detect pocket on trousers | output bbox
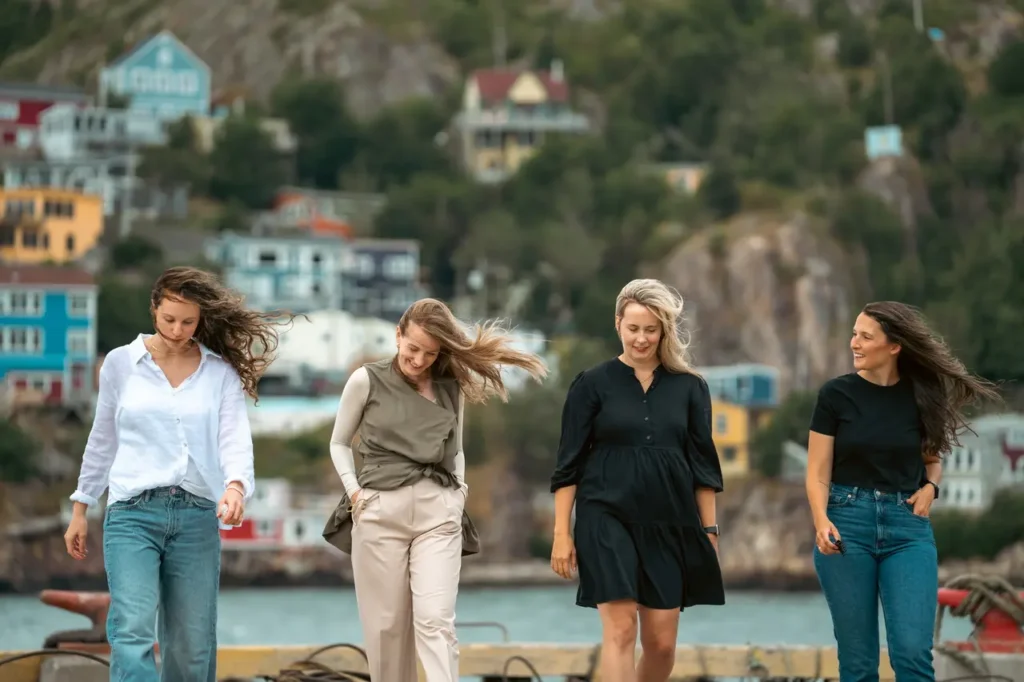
[186,493,218,511]
[826,491,854,509]
[899,501,931,522]
[105,494,146,514]
[352,490,380,526]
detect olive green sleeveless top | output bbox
[322,357,481,555]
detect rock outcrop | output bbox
[656,211,861,397]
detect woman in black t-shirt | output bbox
[806,301,997,682]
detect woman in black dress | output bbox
[549,278,725,682]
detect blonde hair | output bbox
[615,279,696,375]
[395,298,548,404]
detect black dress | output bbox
[550,358,726,610]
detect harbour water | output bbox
[0,585,974,652]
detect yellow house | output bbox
[710,398,752,478]
[454,60,589,183]
[0,188,103,264]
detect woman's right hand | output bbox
[550,532,577,579]
[350,489,361,505]
[814,518,841,555]
[64,513,89,560]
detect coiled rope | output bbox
[933,574,1024,682]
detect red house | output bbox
[0,81,91,152]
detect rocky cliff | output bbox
[655,211,861,396]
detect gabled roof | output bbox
[469,68,569,103]
[105,30,210,74]
[0,264,95,287]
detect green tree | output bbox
[0,418,39,482]
[96,275,153,354]
[750,391,818,477]
[270,77,361,188]
[208,115,289,209]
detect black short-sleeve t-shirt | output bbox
[809,373,926,493]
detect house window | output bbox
[715,414,728,435]
[4,291,43,315]
[67,328,91,356]
[258,250,277,266]
[66,234,75,253]
[722,446,738,462]
[68,292,91,317]
[966,449,975,471]
[383,254,416,280]
[1,327,43,353]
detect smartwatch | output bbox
[703,524,720,536]
[926,480,940,499]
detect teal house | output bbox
[99,30,211,122]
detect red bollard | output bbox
[937,587,1024,653]
[39,590,112,652]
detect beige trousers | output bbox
[351,478,465,682]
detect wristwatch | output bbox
[703,524,719,536]
[926,480,941,499]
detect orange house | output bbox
[0,188,104,264]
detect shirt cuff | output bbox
[70,491,99,507]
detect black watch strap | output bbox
[927,480,940,499]
[703,524,719,536]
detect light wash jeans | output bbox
[103,485,221,682]
[813,483,938,682]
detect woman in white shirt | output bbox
[63,266,284,682]
[322,298,547,682]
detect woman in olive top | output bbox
[322,298,547,682]
[806,301,998,682]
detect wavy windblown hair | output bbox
[151,266,291,401]
[861,301,1000,457]
[615,279,696,375]
[395,298,547,404]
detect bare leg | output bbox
[597,599,639,682]
[636,606,679,682]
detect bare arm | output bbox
[329,367,370,498]
[924,454,943,486]
[553,486,577,537]
[805,431,836,529]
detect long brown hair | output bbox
[861,301,1001,457]
[394,298,548,404]
[151,266,291,401]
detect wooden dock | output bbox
[0,643,894,681]
[4,642,1021,681]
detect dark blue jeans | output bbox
[103,486,221,682]
[813,483,938,682]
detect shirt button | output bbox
[644,417,649,421]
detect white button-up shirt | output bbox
[71,334,256,528]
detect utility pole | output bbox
[879,51,894,126]
[491,0,507,67]
[913,0,924,33]
[119,148,136,239]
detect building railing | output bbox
[455,109,589,132]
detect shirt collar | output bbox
[128,333,221,364]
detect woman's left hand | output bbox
[906,484,936,517]
[707,533,719,554]
[218,486,245,525]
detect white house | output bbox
[269,308,395,386]
[39,104,167,161]
[205,231,348,313]
[971,413,1024,488]
[936,430,1004,512]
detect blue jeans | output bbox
[103,486,221,682]
[814,483,938,682]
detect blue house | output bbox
[698,363,780,410]
[99,30,211,122]
[341,238,423,322]
[204,231,347,314]
[0,265,97,408]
